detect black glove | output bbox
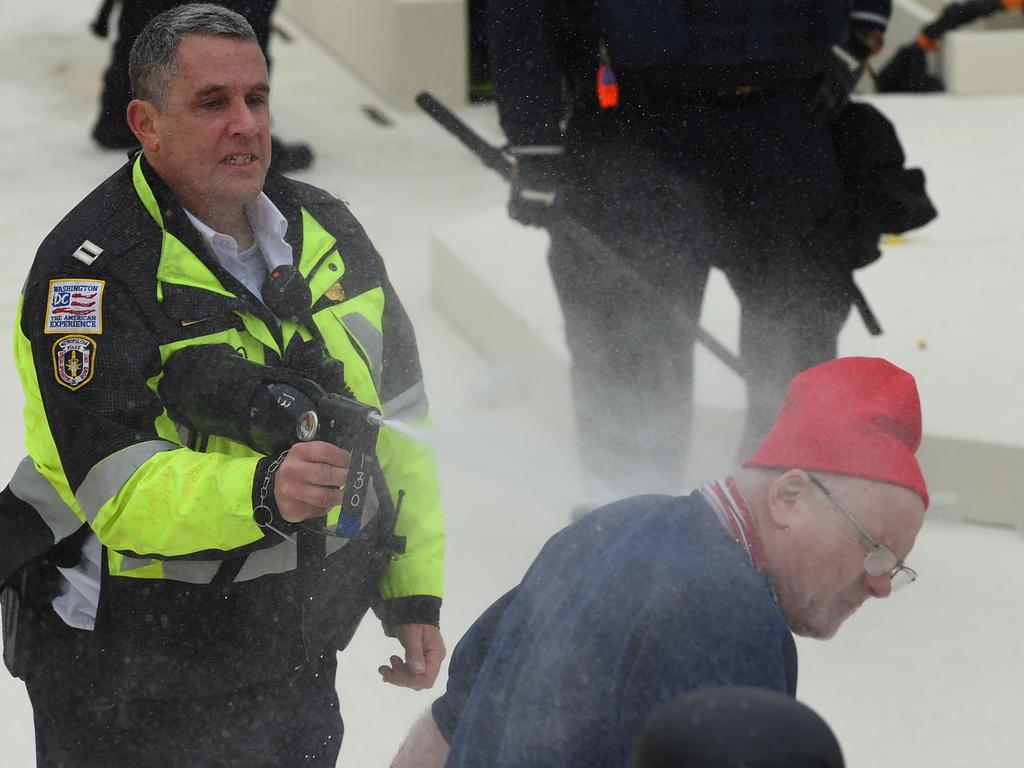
[508,149,564,227]
[283,337,354,399]
[806,46,864,127]
[847,22,886,61]
[806,25,884,127]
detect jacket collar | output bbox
[132,154,312,294]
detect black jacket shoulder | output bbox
[26,160,160,293]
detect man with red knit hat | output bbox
[392,357,929,768]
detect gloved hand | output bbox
[508,149,564,227]
[806,25,884,127]
[847,23,885,62]
[806,45,865,127]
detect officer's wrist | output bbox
[374,596,442,637]
[847,25,885,61]
[252,452,299,541]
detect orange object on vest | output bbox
[597,64,619,109]
[916,33,940,52]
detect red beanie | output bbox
[744,357,929,507]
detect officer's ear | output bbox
[127,99,161,153]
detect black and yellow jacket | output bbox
[11,154,444,696]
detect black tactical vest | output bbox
[598,0,848,76]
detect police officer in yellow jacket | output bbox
[5,5,444,766]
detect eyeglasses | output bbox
[807,474,917,591]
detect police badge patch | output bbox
[52,335,97,391]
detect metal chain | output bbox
[252,449,362,542]
[253,450,296,543]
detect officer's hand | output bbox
[379,623,446,690]
[509,149,564,228]
[806,46,863,127]
[807,24,884,127]
[273,441,350,522]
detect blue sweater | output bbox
[434,492,796,768]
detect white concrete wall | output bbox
[278,0,468,110]
[944,29,1024,94]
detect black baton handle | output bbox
[416,92,513,178]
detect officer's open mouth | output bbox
[222,154,256,165]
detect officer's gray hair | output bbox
[129,3,259,107]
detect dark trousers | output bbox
[553,90,854,496]
[93,1,277,144]
[550,135,711,498]
[24,605,342,768]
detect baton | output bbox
[415,91,754,382]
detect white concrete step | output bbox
[279,0,467,109]
[945,28,1024,94]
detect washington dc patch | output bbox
[44,279,105,334]
[52,335,97,391]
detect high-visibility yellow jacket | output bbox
[12,154,444,695]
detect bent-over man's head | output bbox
[736,357,928,640]
[632,686,844,768]
[125,4,271,230]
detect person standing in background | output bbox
[487,0,934,506]
[90,0,315,171]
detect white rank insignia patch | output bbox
[45,279,105,334]
[72,240,103,266]
[52,335,97,391]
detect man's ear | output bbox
[764,469,812,529]
[126,99,160,152]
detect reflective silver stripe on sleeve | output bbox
[75,440,180,523]
[326,485,380,557]
[118,558,220,584]
[118,541,297,584]
[342,312,383,388]
[9,456,83,541]
[161,560,222,583]
[235,539,297,581]
[382,380,429,422]
[77,443,303,585]
[118,555,155,572]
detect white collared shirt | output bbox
[183,192,294,300]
